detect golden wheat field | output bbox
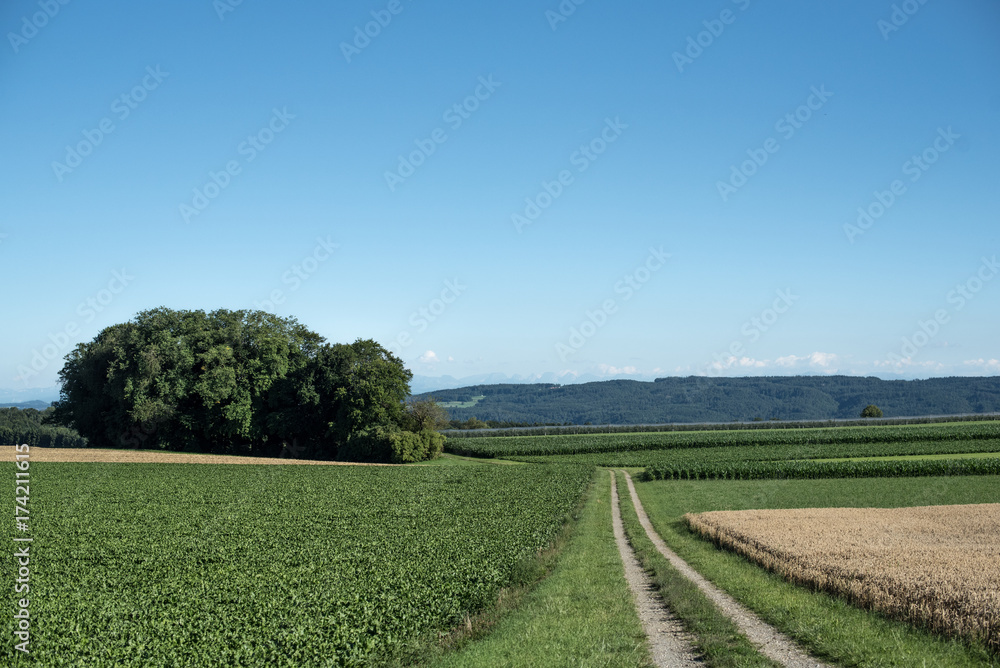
[685,503,1000,652]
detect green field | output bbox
[1,463,590,667]
[446,421,1000,458]
[6,418,1000,666]
[436,395,486,409]
[505,437,1000,470]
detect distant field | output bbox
[808,451,1000,463]
[502,437,1000,471]
[437,395,486,409]
[447,420,1000,458]
[686,504,1000,652]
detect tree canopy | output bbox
[861,404,884,418]
[49,308,441,462]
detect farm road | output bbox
[620,471,832,668]
[610,471,703,667]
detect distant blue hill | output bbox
[0,401,52,410]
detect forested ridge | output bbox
[416,376,1000,425]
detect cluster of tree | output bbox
[49,308,444,463]
[416,376,1000,425]
[0,407,88,448]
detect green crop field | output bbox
[5,417,1000,666]
[504,437,1000,470]
[446,420,1000,458]
[0,462,590,667]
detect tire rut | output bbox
[620,470,833,668]
[610,470,704,667]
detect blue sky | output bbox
[2,0,999,395]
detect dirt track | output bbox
[609,471,702,667]
[0,446,391,465]
[621,471,830,668]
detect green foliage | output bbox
[449,417,490,430]
[861,404,884,418]
[393,429,445,463]
[0,407,87,447]
[0,462,592,667]
[340,428,445,464]
[404,397,451,432]
[48,308,432,461]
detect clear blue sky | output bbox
[2,0,998,394]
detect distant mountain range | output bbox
[0,401,52,410]
[414,375,1000,424]
[0,386,60,404]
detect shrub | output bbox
[338,426,445,463]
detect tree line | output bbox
[0,407,88,448]
[49,308,444,462]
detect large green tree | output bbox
[50,308,433,461]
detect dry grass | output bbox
[685,504,1000,653]
[0,445,392,466]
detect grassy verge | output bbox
[427,469,652,668]
[631,475,999,667]
[613,470,778,667]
